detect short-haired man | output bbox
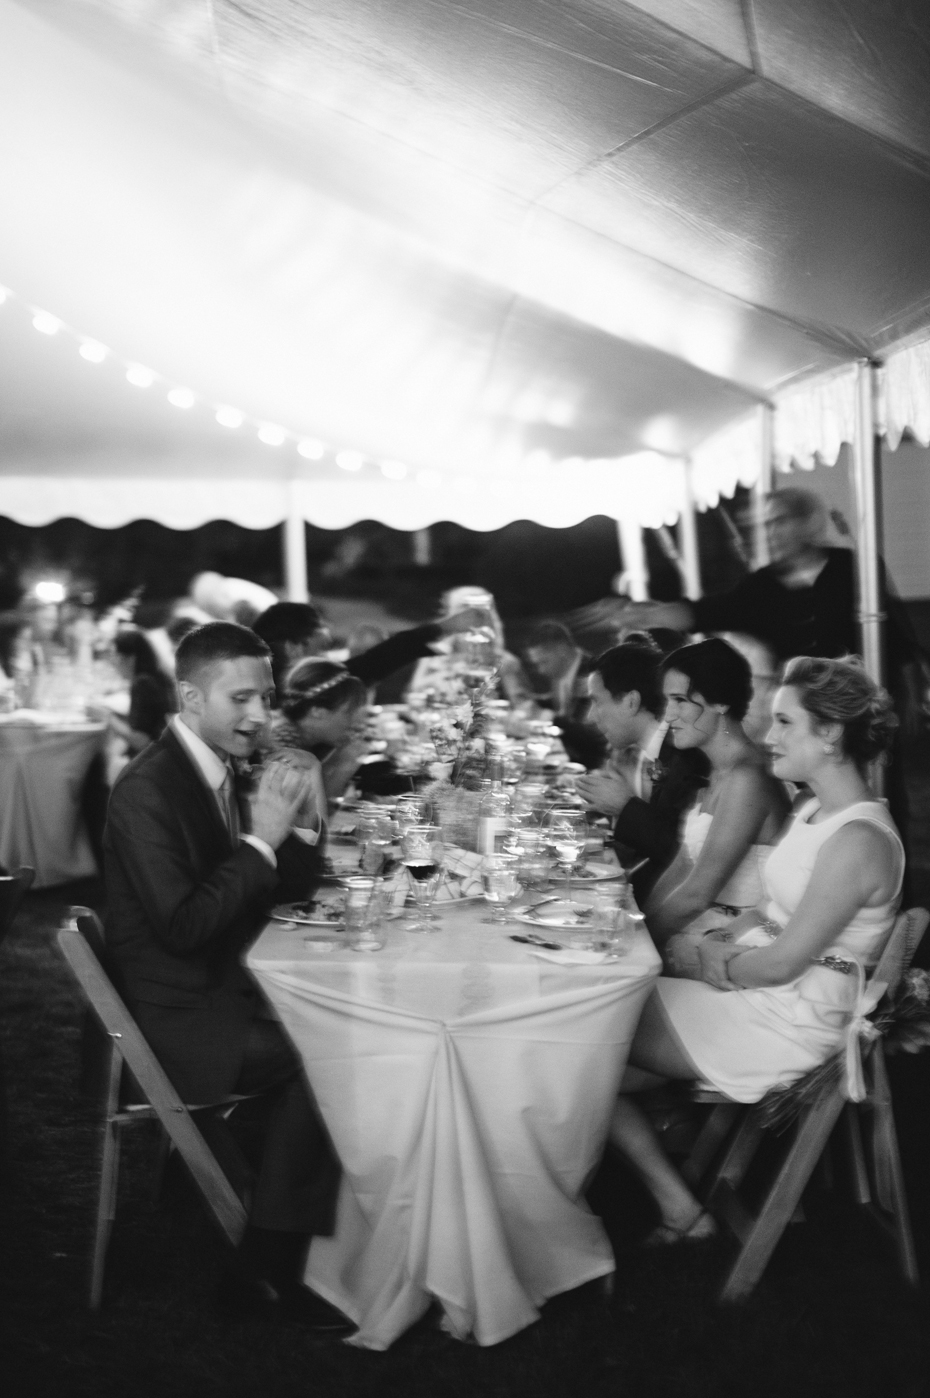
[575,643,707,902]
[104,622,347,1328]
[524,620,606,769]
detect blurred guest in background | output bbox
[406,587,531,705]
[109,627,176,752]
[254,599,495,705]
[269,660,370,808]
[524,620,605,769]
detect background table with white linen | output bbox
[0,713,106,886]
[247,902,661,1349]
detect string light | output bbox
[32,311,61,335]
[258,423,286,446]
[336,450,364,471]
[79,340,108,363]
[0,277,439,490]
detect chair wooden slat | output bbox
[57,914,247,1308]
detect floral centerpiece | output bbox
[421,671,501,852]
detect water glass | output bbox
[344,876,387,952]
[481,853,522,925]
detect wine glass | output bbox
[543,807,588,899]
[394,795,432,834]
[480,853,522,925]
[357,808,395,876]
[400,824,445,933]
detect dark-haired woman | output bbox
[645,638,789,959]
[609,656,904,1243]
[109,628,175,752]
[269,659,370,808]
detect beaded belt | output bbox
[811,954,855,975]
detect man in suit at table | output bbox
[575,642,708,905]
[103,622,348,1329]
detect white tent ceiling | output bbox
[1,0,929,530]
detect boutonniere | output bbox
[646,758,668,787]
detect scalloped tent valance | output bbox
[1,0,930,533]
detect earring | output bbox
[823,742,835,754]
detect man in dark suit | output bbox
[575,642,707,904]
[104,622,347,1328]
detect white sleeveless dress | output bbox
[679,805,773,934]
[654,799,904,1102]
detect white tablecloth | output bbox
[247,902,660,1349]
[0,715,105,887]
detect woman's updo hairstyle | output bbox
[280,659,366,722]
[781,655,897,765]
[660,637,752,721]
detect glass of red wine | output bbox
[400,824,445,933]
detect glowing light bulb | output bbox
[32,311,61,335]
[336,450,363,472]
[35,580,66,604]
[297,439,324,460]
[167,387,195,409]
[126,364,154,388]
[258,423,286,446]
[216,406,243,429]
[79,340,108,363]
[380,460,407,480]
[417,469,441,489]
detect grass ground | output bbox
[4,740,930,1397]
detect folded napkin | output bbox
[384,845,484,914]
[526,947,611,965]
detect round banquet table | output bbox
[246,901,661,1349]
[0,713,106,887]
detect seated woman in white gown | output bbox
[644,639,790,973]
[611,655,903,1243]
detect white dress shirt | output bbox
[170,715,279,867]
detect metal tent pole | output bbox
[752,403,775,569]
[282,481,309,602]
[850,361,885,688]
[679,461,702,599]
[617,518,649,600]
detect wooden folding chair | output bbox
[57,907,248,1308]
[680,906,928,1303]
[0,866,35,1168]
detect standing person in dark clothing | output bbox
[587,489,920,675]
[252,601,492,705]
[575,643,708,905]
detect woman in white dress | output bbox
[610,655,903,1243]
[644,639,790,972]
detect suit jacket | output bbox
[104,727,320,1101]
[610,734,708,905]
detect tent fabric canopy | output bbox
[1,0,930,531]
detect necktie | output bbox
[219,767,240,843]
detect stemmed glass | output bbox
[543,807,588,900]
[357,808,395,876]
[480,853,522,925]
[400,824,445,933]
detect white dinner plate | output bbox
[514,899,594,930]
